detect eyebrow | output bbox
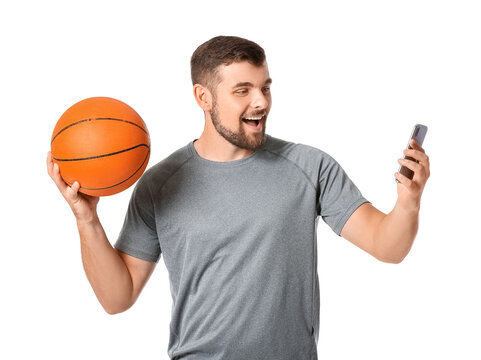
[233,78,272,88]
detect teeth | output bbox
[243,116,263,120]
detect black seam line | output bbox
[51,117,148,145]
[65,149,150,191]
[53,144,149,162]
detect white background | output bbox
[1,0,480,359]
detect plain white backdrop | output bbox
[1,0,480,359]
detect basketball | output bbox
[51,97,150,197]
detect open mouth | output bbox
[241,115,265,130]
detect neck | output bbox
[193,133,255,162]
[192,115,255,162]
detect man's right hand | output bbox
[46,151,100,223]
[47,151,156,314]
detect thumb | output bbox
[71,181,80,192]
[64,181,82,203]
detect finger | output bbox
[398,157,422,173]
[46,151,54,175]
[65,180,80,197]
[410,139,425,153]
[47,156,68,193]
[394,171,413,188]
[63,181,85,205]
[403,148,429,164]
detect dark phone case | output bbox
[398,124,428,180]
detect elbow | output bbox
[104,307,122,315]
[381,256,404,264]
[97,287,136,315]
[102,300,133,315]
[377,251,408,264]
[374,246,409,264]
[104,305,128,315]
[374,238,413,264]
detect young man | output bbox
[47,36,430,359]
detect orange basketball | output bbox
[51,97,150,196]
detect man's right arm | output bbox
[47,152,156,314]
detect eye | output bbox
[235,88,248,95]
[262,87,271,94]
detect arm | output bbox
[340,140,430,263]
[47,152,156,314]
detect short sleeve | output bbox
[114,176,161,263]
[317,153,370,236]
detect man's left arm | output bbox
[340,139,430,263]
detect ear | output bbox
[193,84,213,112]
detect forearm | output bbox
[374,200,419,263]
[77,216,133,314]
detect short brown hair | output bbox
[191,36,266,91]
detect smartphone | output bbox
[397,124,428,182]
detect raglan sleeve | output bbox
[317,152,370,236]
[114,175,161,263]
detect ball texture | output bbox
[51,97,150,196]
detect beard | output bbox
[210,97,267,152]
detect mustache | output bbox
[241,111,267,118]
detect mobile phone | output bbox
[396,124,428,182]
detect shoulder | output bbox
[263,134,337,170]
[137,141,194,191]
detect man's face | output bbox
[209,61,272,151]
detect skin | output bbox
[192,62,272,161]
[341,139,430,263]
[47,153,155,314]
[47,60,430,314]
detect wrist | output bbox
[76,212,100,227]
[395,198,420,215]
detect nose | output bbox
[250,89,269,110]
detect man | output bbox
[47,36,430,359]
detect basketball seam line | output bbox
[51,117,148,145]
[53,143,149,161]
[64,149,150,191]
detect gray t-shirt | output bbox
[115,134,369,360]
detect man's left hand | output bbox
[394,139,430,211]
